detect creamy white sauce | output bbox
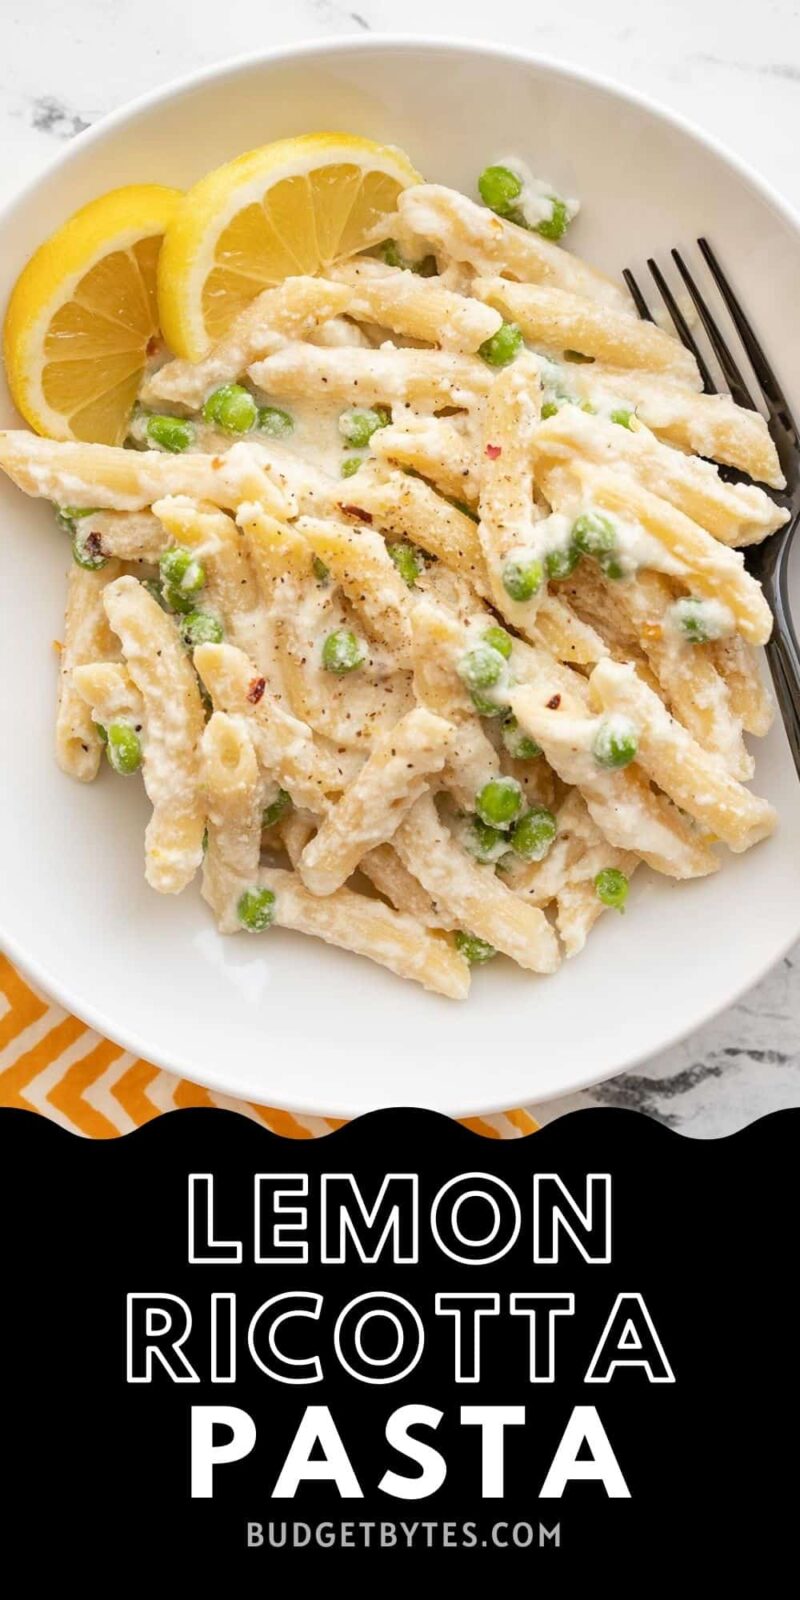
[667,596,736,642]
[496,154,579,231]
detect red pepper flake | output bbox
[547,694,561,710]
[485,443,502,459]
[247,676,266,704]
[338,503,373,524]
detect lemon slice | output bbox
[157,132,422,361]
[4,185,181,444]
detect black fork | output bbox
[623,242,800,776]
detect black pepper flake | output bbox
[547,694,561,710]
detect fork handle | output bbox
[762,540,800,777]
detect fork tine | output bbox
[697,237,798,433]
[669,248,756,410]
[622,268,655,322]
[646,258,717,394]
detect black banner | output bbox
[1,1106,795,1570]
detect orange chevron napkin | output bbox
[0,954,537,1140]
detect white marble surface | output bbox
[1,0,798,1132]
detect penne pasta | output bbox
[508,681,720,879]
[566,368,784,487]
[249,342,493,409]
[294,514,415,664]
[103,576,206,892]
[299,707,454,894]
[394,793,561,974]
[56,563,123,781]
[475,276,700,384]
[0,432,294,517]
[201,712,265,926]
[534,406,787,546]
[193,640,346,809]
[332,258,503,351]
[398,184,630,310]
[256,867,472,999]
[563,561,753,778]
[369,415,481,503]
[359,843,452,929]
[589,658,777,852]
[143,277,352,407]
[573,467,774,644]
[72,661,144,728]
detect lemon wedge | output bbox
[157,132,422,361]
[4,184,181,444]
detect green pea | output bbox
[386,540,422,587]
[257,405,294,438]
[379,239,404,267]
[141,578,170,611]
[322,628,364,675]
[563,349,594,363]
[237,887,276,932]
[595,867,630,912]
[312,555,330,583]
[481,625,513,660]
[378,239,436,275]
[181,610,223,649]
[502,554,544,603]
[479,321,523,368]
[470,690,507,718]
[536,198,569,241]
[593,716,639,770]
[95,721,108,744]
[475,775,524,830]
[672,598,713,643]
[501,714,541,761]
[162,583,196,615]
[545,539,582,581]
[339,405,391,448]
[572,511,627,577]
[202,383,258,434]
[71,525,108,570]
[160,545,206,598]
[341,455,363,478]
[462,815,508,864]
[56,504,99,535]
[478,164,523,217]
[510,804,557,862]
[263,788,292,828]
[106,722,142,776]
[540,400,561,420]
[458,644,505,693]
[454,930,497,965]
[610,407,634,429]
[146,414,195,453]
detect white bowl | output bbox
[1,38,799,1117]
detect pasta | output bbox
[0,145,786,1000]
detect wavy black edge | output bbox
[0,1102,797,1151]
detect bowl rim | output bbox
[2,33,799,1118]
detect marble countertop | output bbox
[1,0,798,1133]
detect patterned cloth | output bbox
[0,954,537,1139]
